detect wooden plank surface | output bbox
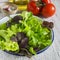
[0,0,60,60]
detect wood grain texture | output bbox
[0,0,60,60]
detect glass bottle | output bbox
[9,0,29,11]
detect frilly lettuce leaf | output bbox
[0,11,52,54]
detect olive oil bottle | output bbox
[9,0,29,11]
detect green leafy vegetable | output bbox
[0,23,6,29]
[20,11,52,54]
[0,11,52,55]
[29,47,36,55]
[0,29,19,51]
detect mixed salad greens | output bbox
[0,11,53,57]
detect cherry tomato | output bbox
[41,3,56,18]
[27,1,40,15]
[42,0,51,4]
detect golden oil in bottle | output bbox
[9,0,29,11]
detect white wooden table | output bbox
[0,0,60,60]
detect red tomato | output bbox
[42,0,51,4]
[27,1,40,15]
[41,3,56,18]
